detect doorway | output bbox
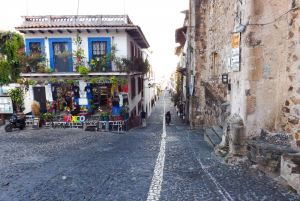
[53,42,69,72]
[33,87,47,113]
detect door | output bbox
[33,87,47,113]
[53,42,69,72]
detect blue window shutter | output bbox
[48,38,73,71]
[88,37,111,68]
[25,38,45,53]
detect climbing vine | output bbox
[0,31,24,83]
[0,60,11,85]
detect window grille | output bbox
[29,42,41,53]
[92,41,107,58]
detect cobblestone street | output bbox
[0,92,299,201]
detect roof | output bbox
[15,15,150,48]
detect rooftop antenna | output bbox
[26,0,28,15]
[77,0,80,16]
[124,0,126,14]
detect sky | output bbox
[0,0,188,79]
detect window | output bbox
[92,41,107,59]
[138,77,142,94]
[25,39,45,53]
[131,77,136,99]
[212,52,218,75]
[88,37,111,66]
[48,38,72,72]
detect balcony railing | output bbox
[21,15,133,26]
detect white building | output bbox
[15,15,153,129]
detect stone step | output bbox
[212,124,223,139]
[204,127,222,147]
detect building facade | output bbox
[14,15,154,129]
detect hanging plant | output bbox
[109,76,117,84]
[58,78,65,83]
[67,78,74,84]
[98,76,106,83]
[49,78,57,83]
[120,78,127,88]
[90,77,98,84]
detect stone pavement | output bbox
[0,91,299,200]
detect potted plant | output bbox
[58,78,65,84]
[73,47,85,61]
[83,76,89,82]
[99,54,109,71]
[67,78,74,84]
[17,79,23,85]
[90,77,98,84]
[49,78,57,84]
[28,79,35,85]
[43,113,52,122]
[8,87,24,112]
[120,78,127,88]
[44,80,49,85]
[99,112,105,121]
[78,66,89,75]
[89,59,97,71]
[120,104,129,120]
[57,50,72,62]
[103,112,110,121]
[109,76,117,84]
[45,67,53,73]
[121,57,133,73]
[98,76,106,83]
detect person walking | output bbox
[140,109,147,128]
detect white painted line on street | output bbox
[146,100,167,201]
[187,132,233,201]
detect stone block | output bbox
[281,154,300,195]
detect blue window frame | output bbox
[88,37,111,69]
[25,38,45,54]
[48,38,73,72]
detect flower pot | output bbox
[104,117,109,121]
[30,67,36,73]
[100,117,104,121]
[76,57,80,62]
[55,68,58,73]
[102,67,106,72]
[63,58,67,62]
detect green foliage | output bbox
[57,50,72,59]
[49,78,57,83]
[67,78,74,84]
[8,87,24,106]
[90,77,98,84]
[58,78,65,83]
[0,60,11,85]
[28,79,35,85]
[120,78,127,87]
[98,76,106,82]
[45,67,53,73]
[78,66,89,75]
[0,31,24,56]
[120,105,129,116]
[99,54,109,67]
[109,76,117,84]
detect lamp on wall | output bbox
[222,74,228,84]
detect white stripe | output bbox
[146,98,167,201]
[187,132,233,201]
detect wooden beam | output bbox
[20,31,26,34]
[106,29,109,33]
[57,30,62,34]
[116,29,118,33]
[38,30,44,34]
[48,30,53,34]
[77,29,81,33]
[29,30,35,34]
[86,29,90,33]
[67,29,72,33]
[96,29,100,33]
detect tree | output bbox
[0,31,25,83]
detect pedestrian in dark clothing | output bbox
[140,109,147,127]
